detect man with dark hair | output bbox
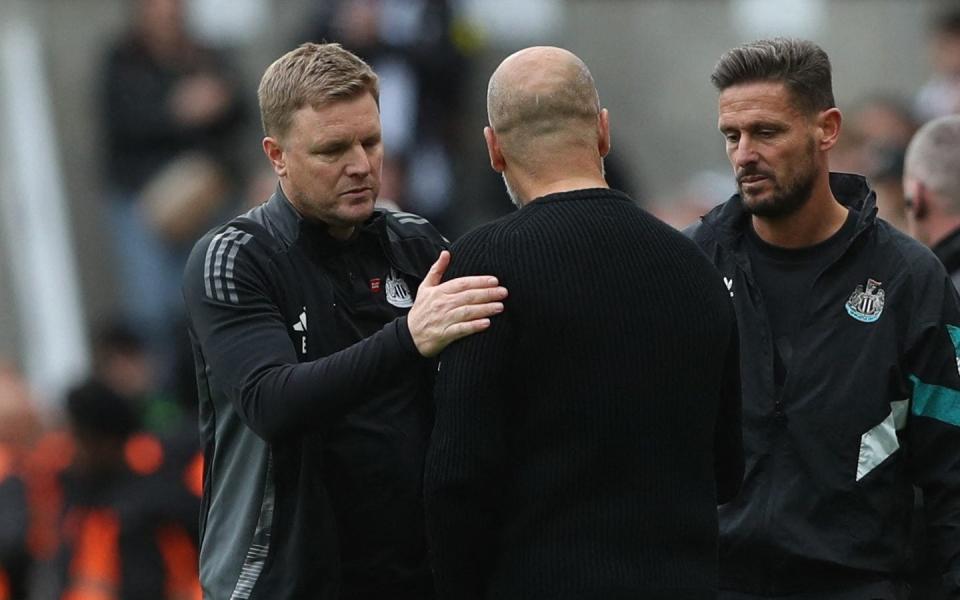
[182,42,507,599]
[425,46,743,599]
[688,38,960,599]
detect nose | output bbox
[731,136,759,169]
[344,143,372,177]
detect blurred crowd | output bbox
[0,0,959,598]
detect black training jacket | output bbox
[183,187,446,600]
[688,173,960,598]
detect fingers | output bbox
[421,250,451,288]
[438,274,501,294]
[407,263,508,357]
[446,287,509,309]
[453,301,505,323]
[442,318,493,343]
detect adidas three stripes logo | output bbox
[204,227,253,304]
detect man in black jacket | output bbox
[688,38,960,599]
[424,45,744,600]
[182,42,507,600]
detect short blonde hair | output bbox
[257,42,379,139]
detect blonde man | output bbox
[183,43,506,600]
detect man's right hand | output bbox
[407,251,508,357]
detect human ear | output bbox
[598,108,611,157]
[262,137,286,177]
[484,126,506,173]
[816,108,842,151]
[911,182,929,219]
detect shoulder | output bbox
[683,201,730,248]
[682,220,703,240]
[865,220,954,322]
[874,219,945,277]
[183,221,275,298]
[451,219,504,251]
[443,218,518,280]
[380,209,450,248]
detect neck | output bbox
[515,173,608,206]
[278,180,357,240]
[751,173,848,248]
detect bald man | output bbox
[904,115,960,289]
[423,46,744,599]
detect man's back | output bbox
[425,188,742,599]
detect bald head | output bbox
[487,47,601,155]
[905,115,960,213]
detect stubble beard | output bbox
[739,143,818,220]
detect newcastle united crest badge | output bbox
[845,278,885,323]
[385,268,414,308]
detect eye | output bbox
[362,135,382,149]
[723,132,740,143]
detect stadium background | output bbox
[0,0,953,416]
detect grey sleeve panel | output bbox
[200,398,273,600]
[230,454,275,600]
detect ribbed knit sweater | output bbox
[424,188,743,600]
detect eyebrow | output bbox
[719,120,788,133]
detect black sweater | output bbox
[424,188,744,599]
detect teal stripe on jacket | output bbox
[910,374,960,427]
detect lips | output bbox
[340,186,372,197]
[738,174,769,184]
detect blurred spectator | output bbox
[843,94,918,232]
[90,320,202,548]
[303,0,471,232]
[99,0,246,385]
[915,9,960,121]
[0,361,41,600]
[54,380,200,600]
[92,321,188,437]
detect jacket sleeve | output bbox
[182,230,424,441]
[715,312,744,505]
[423,229,511,600]
[904,266,960,596]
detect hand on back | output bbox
[407,251,508,357]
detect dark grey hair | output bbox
[711,38,835,115]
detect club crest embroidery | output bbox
[385,268,414,308]
[845,278,885,323]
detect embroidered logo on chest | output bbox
[845,278,885,323]
[385,268,414,308]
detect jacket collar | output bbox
[701,172,877,247]
[255,183,386,248]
